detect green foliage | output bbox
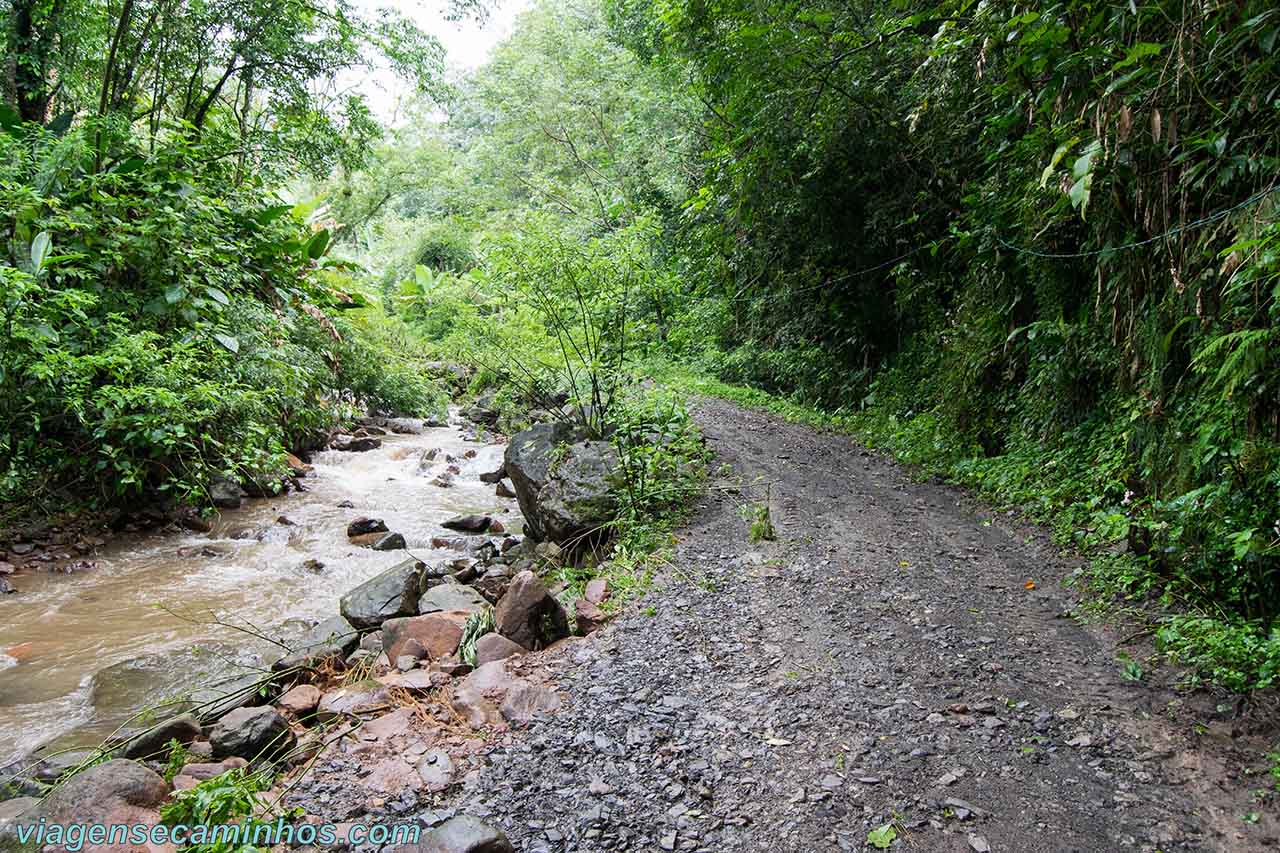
[159,768,274,853]
[0,122,443,514]
[741,501,776,544]
[611,388,711,552]
[458,607,496,666]
[161,739,188,783]
[866,822,897,849]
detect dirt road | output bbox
[394,398,1280,851]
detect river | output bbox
[0,417,511,769]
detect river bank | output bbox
[0,411,508,769]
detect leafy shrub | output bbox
[0,121,443,514]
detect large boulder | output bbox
[394,815,513,853]
[494,571,569,650]
[209,476,245,509]
[33,759,169,844]
[115,713,202,760]
[382,612,468,662]
[208,706,295,762]
[503,425,618,546]
[340,559,424,629]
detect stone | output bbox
[301,615,360,654]
[349,532,385,547]
[340,559,424,629]
[32,760,170,846]
[574,599,608,635]
[416,749,455,792]
[33,749,100,784]
[0,796,38,829]
[494,571,569,650]
[316,681,392,722]
[333,435,381,452]
[441,514,492,533]
[488,520,506,534]
[503,421,581,541]
[116,713,202,760]
[277,684,322,716]
[379,669,449,694]
[272,643,345,676]
[347,517,389,537]
[473,633,525,666]
[285,452,312,477]
[462,393,500,427]
[209,476,246,509]
[208,706,295,762]
[372,532,407,551]
[177,758,247,781]
[495,481,517,499]
[394,815,513,853]
[584,578,610,604]
[0,577,14,595]
[418,583,489,615]
[479,465,507,485]
[534,440,619,545]
[499,683,562,724]
[384,418,425,434]
[382,612,468,661]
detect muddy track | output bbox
[396,398,1279,852]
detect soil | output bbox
[287,397,1280,852]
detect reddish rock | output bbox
[494,571,569,650]
[473,633,525,666]
[347,517,388,537]
[574,599,608,635]
[584,578,610,604]
[277,684,322,716]
[381,611,468,661]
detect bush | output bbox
[0,122,444,515]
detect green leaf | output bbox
[1039,137,1079,188]
[0,103,21,136]
[29,231,52,275]
[1114,41,1163,70]
[213,332,240,354]
[253,205,292,226]
[867,823,897,849]
[164,285,186,304]
[204,286,230,306]
[305,229,330,260]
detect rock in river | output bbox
[442,514,492,533]
[340,559,424,629]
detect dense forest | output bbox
[2,0,1278,702]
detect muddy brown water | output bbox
[0,417,514,769]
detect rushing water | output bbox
[0,417,514,769]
